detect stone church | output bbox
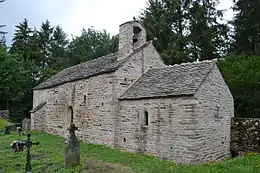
[31,20,234,164]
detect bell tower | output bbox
[118,20,147,60]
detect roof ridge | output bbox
[148,59,217,71]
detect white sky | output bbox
[0,0,234,43]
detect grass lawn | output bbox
[0,130,259,173]
[0,118,8,131]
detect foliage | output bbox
[4,18,119,122]
[68,27,118,66]
[140,0,229,65]
[218,55,260,118]
[0,44,35,121]
[0,118,8,131]
[187,0,229,60]
[0,131,260,172]
[231,0,260,55]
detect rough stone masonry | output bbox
[30,20,234,164]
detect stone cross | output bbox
[64,123,80,168]
[25,134,40,173]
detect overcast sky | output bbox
[0,0,234,44]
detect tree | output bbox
[140,0,190,64]
[232,0,260,55]
[10,19,34,60]
[38,20,54,70]
[68,27,118,65]
[0,44,34,121]
[0,0,7,44]
[49,25,69,71]
[140,0,229,64]
[218,55,260,118]
[187,0,229,60]
[0,25,6,45]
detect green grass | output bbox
[0,118,8,131]
[0,131,259,173]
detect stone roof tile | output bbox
[34,52,119,90]
[34,42,153,90]
[119,60,216,100]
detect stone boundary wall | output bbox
[231,117,260,154]
[0,110,9,118]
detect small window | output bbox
[144,111,148,126]
[83,95,86,103]
[215,106,220,120]
[68,106,74,123]
[80,95,87,106]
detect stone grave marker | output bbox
[22,118,31,132]
[64,123,80,168]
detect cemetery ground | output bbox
[0,123,260,172]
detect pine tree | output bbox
[50,25,69,71]
[187,0,229,60]
[140,0,190,64]
[38,20,54,69]
[232,0,260,55]
[10,19,34,60]
[140,0,229,63]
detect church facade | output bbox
[31,20,234,164]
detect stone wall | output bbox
[231,118,260,154]
[117,64,234,164]
[22,118,31,131]
[118,97,199,164]
[0,110,9,118]
[114,43,165,147]
[31,106,46,131]
[193,64,234,163]
[118,21,146,59]
[32,72,115,147]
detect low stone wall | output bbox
[0,110,9,118]
[231,118,260,154]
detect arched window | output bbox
[133,26,142,43]
[68,106,74,123]
[83,95,86,104]
[144,111,148,126]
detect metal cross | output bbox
[25,134,39,173]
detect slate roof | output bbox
[119,60,216,100]
[34,41,152,90]
[34,52,119,90]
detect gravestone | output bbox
[22,118,31,132]
[64,123,80,167]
